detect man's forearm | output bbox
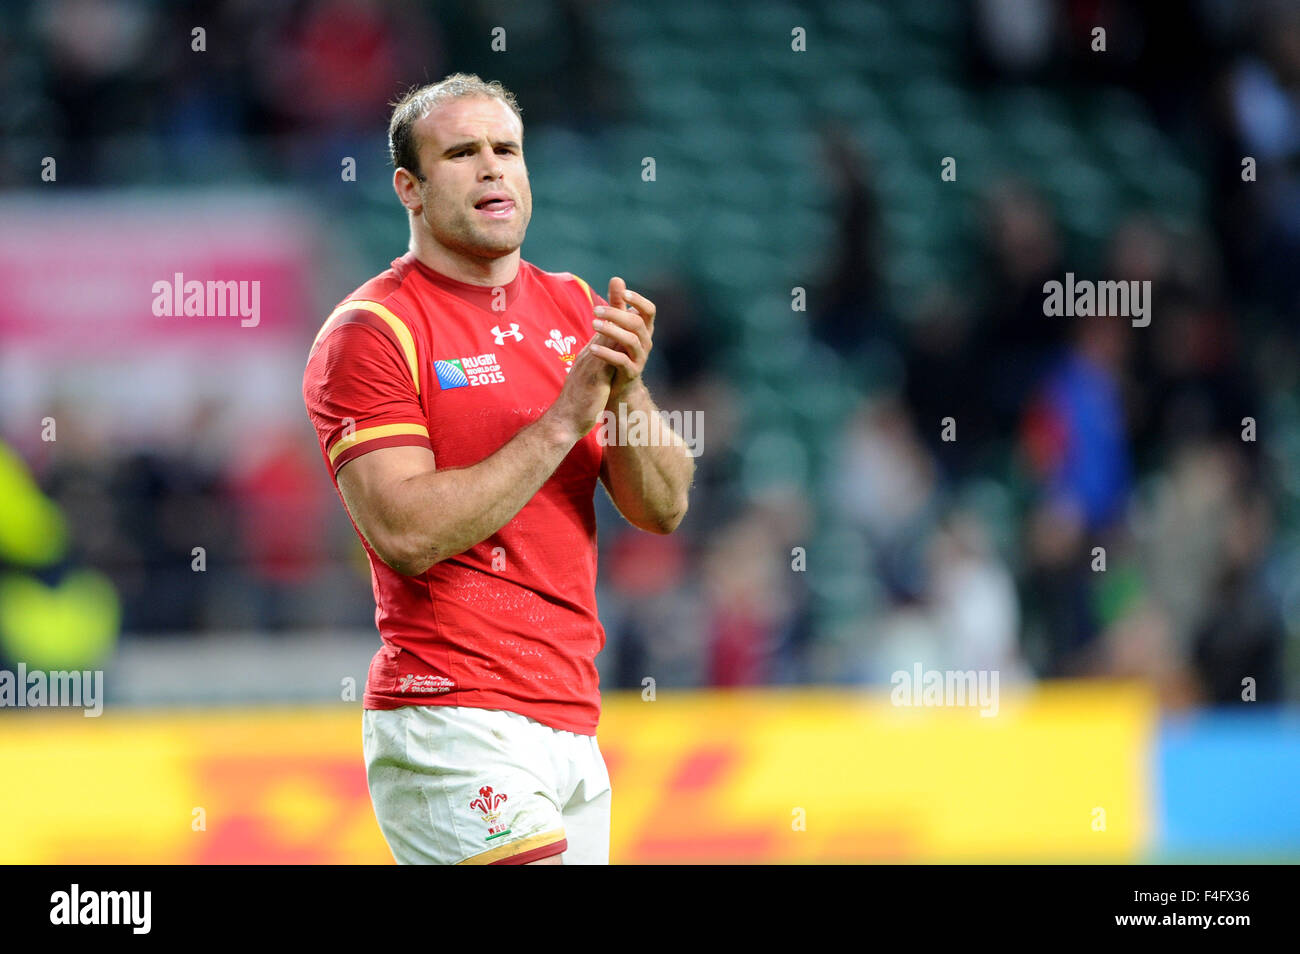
[600,382,695,533]
[386,411,579,574]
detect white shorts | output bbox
[362,704,612,865]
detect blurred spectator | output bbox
[903,287,993,479]
[926,510,1024,675]
[809,124,885,358]
[1021,316,1133,532]
[1019,497,1094,675]
[702,495,810,686]
[1222,0,1300,315]
[597,526,706,691]
[977,180,1067,438]
[1192,484,1287,704]
[969,0,1056,81]
[222,427,330,629]
[831,396,939,602]
[1097,598,1199,710]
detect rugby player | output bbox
[302,73,695,864]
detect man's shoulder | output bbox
[301,259,423,395]
[336,255,420,317]
[524,260,600,308]
[307,258,422,359]
[347,263,408,307]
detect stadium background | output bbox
[1,0,1298,863]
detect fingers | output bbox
[589,341,638,375]
[619,288,656,330]
[607,276,627,310]
[595,323,644,371]
[593,310,648,359]
[594,303,644,331]
[571,344,615,383]
[596,277,656,381]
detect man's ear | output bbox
[393,167,423,212]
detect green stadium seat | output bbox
[739,426,812,496]
[813,0,895,40]
[813,76,889,125]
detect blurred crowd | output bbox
[2,0,1297,706]
[602,0,1299,707]
[0,0,618,186]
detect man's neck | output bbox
[410,234,520,287]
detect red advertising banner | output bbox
[0,193,318,354]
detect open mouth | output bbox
[474,196,515,217]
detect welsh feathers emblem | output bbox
[470,785,512,841]
[545,328,577,372]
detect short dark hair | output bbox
[388,73,523,180]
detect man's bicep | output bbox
[337,443,436,529]
[336,444,437,563]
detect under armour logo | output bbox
[492,323,523,345]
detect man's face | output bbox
[409,95,531,260]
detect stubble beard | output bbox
[423,189,529,261]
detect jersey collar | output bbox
[400,252,525,312]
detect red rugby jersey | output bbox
[302,252,611,734]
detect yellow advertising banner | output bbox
[0,684,1154,863]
